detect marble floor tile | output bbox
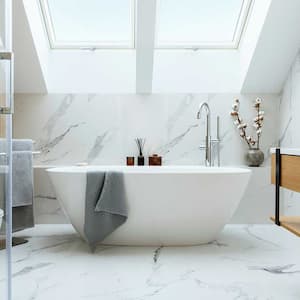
[1,224,300,300]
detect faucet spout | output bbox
[197,102,212,167]
[197,102,210,119]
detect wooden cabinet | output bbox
[271,149,300,237]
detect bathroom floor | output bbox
[3,224,300,300]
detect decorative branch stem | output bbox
[135,138,146,156]
[237,114,251,148]
[257,104,260,149]
[230,98,264,150]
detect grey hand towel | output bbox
[12,151,33,207]
[12,139,33,151]
[0,139,34,233]
[84,171,128,251]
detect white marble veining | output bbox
[13,93,279,224]
[14,93,279,166]
[279,51,300,215]
[1,224,300,300]
[33,167,68,224]
[270,148,300,156]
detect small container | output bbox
[149,154,162,166]
[126,156,135,166]
[135,138,146,166]
[137,156,145,166]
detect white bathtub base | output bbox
[47,166,252,246]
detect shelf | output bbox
[270,216,300,237]
[0,237,29,250]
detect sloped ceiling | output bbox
[12,0,300,94]
[13,0,47,93]
[241,0,300,93]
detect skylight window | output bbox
[40,0,252,50]
[40,0,135,49]
[156,0,252,49]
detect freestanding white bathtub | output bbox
[47,166,251,246]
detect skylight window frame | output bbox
[155,0,253,50]
[39,0,136,50]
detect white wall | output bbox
[47,51,136,93]
[153,50,240,93]
[14,93,279,166]
[13,93,279,224]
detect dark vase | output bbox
[245,149,264,167]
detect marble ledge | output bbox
[34,164,270,169]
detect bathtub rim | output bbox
[46,165,252,175]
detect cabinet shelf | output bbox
[270,216,300,237]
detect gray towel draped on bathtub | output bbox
[84,171,128,251]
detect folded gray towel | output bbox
[12,151,33,207]
[0,138,33,151]
[84,171,128,251]
[0,139,34,233]
[12,139,33,151]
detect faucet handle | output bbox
[216,116,220,167]
[216,116,220,140]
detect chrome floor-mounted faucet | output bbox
[197,102,220,167]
